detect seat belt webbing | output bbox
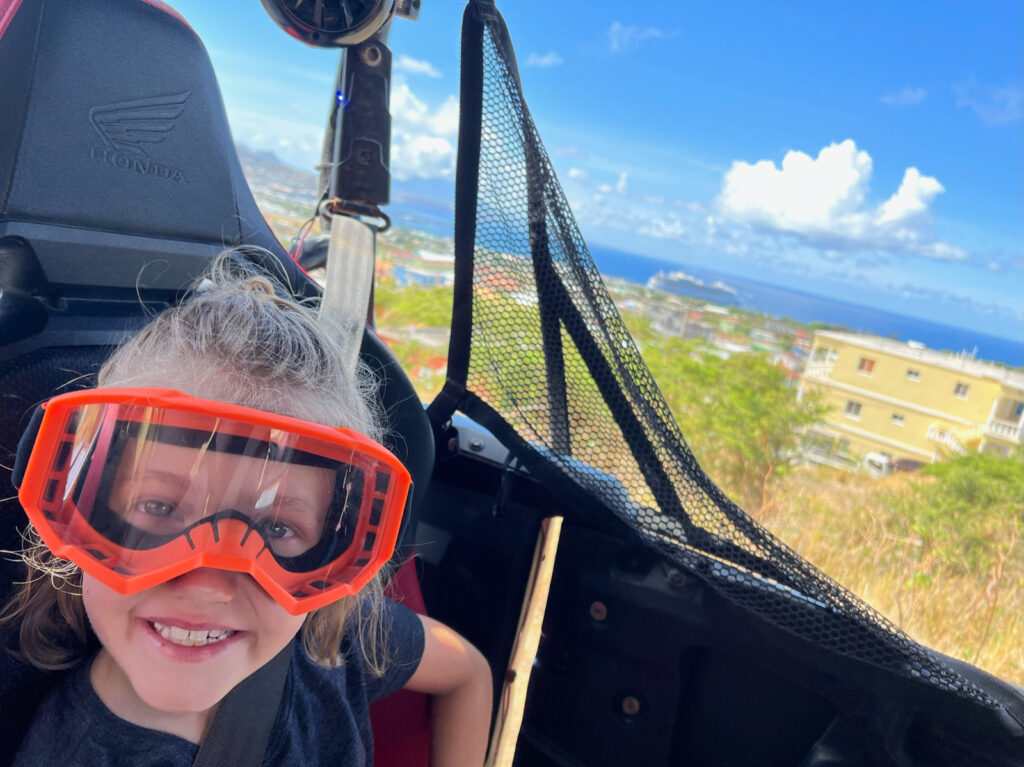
[192,639,293,767]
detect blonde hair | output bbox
[2,251,391,672]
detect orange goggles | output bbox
[16,389,411,615]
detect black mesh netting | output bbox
[428,1,1002,710]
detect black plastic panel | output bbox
[524,524,837,767]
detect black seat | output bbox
[0,0,433,759]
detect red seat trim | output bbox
[370,558,431,766]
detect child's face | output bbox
[82,566,305,715]
[69,380,341,717]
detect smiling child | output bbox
[2,254,492,766]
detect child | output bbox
[2,254,492,765]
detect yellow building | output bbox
[799,331,1024,465]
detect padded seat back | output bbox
[1,0,282,264]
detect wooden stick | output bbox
[485,515,564,767]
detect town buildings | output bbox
[799,331,1024,465]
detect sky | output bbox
[169,1,1023,342]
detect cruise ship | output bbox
[646,269,740,305]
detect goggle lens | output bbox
[19,390,411,614]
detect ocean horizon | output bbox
[587,244,1024,368]
[386,205,1023,368]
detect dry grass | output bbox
[358,273,1023,686]
[758,467,1023,686]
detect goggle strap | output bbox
[399,484,414,546]
[12,405,45,491]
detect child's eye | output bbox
[264,520,294,540]
[135,499,176,518]
[255,514,321,558]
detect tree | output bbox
[642,341,826,512]
[879,450,1023,666]
[375,282,454,328]
[886,450,1023,576]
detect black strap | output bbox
[192,639,293,767]
[436,0,486,394]
[12,405,45,490]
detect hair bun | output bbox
[242,276,297,312]
[244,276,277,297]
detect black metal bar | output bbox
[426,0,485,428]
[331,36,392,205]
[525,145,572,457]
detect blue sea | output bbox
[386,208,1023,367]
[587,245,1024,368]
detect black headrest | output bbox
[0,0,309,295]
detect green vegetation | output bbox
[375,281,454,329]
[772,456,1022,683]
[371,270,1022,685]
[637,331,827,511]
[894,451,1023,577]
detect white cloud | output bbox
[637,213,685,239]
[394,55,442,78]
[553,145,587,160]
[981,256,1023,274]
[525,51,564,68]
[880,87,926,106]
[391,135,455,181]
[608,21,670,52]
[430,95,460,137]
[225,76,459,182]
[389,84,459,180]
[877,168,944,224]
[876,282,1021,326]
[567,183,706,249]
[391,86,458,139]
[716,139,966,261]
[226,108,324,172]
[587,171,629,194]
[551,145,1015,334]
[705,215,717,241]
[718,140,872,233]
[567,167,588,180]
[953,79,1023,125]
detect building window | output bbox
[891,413,905,426]
[906,369,920,381]
[812,346,835,363]
[953,382,970,399]
[844,401,862,420]
[857,357,875,375]
[1015,401,1024,418]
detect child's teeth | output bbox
[151,621,235,646]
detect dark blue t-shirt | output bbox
[14,599,425,767]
